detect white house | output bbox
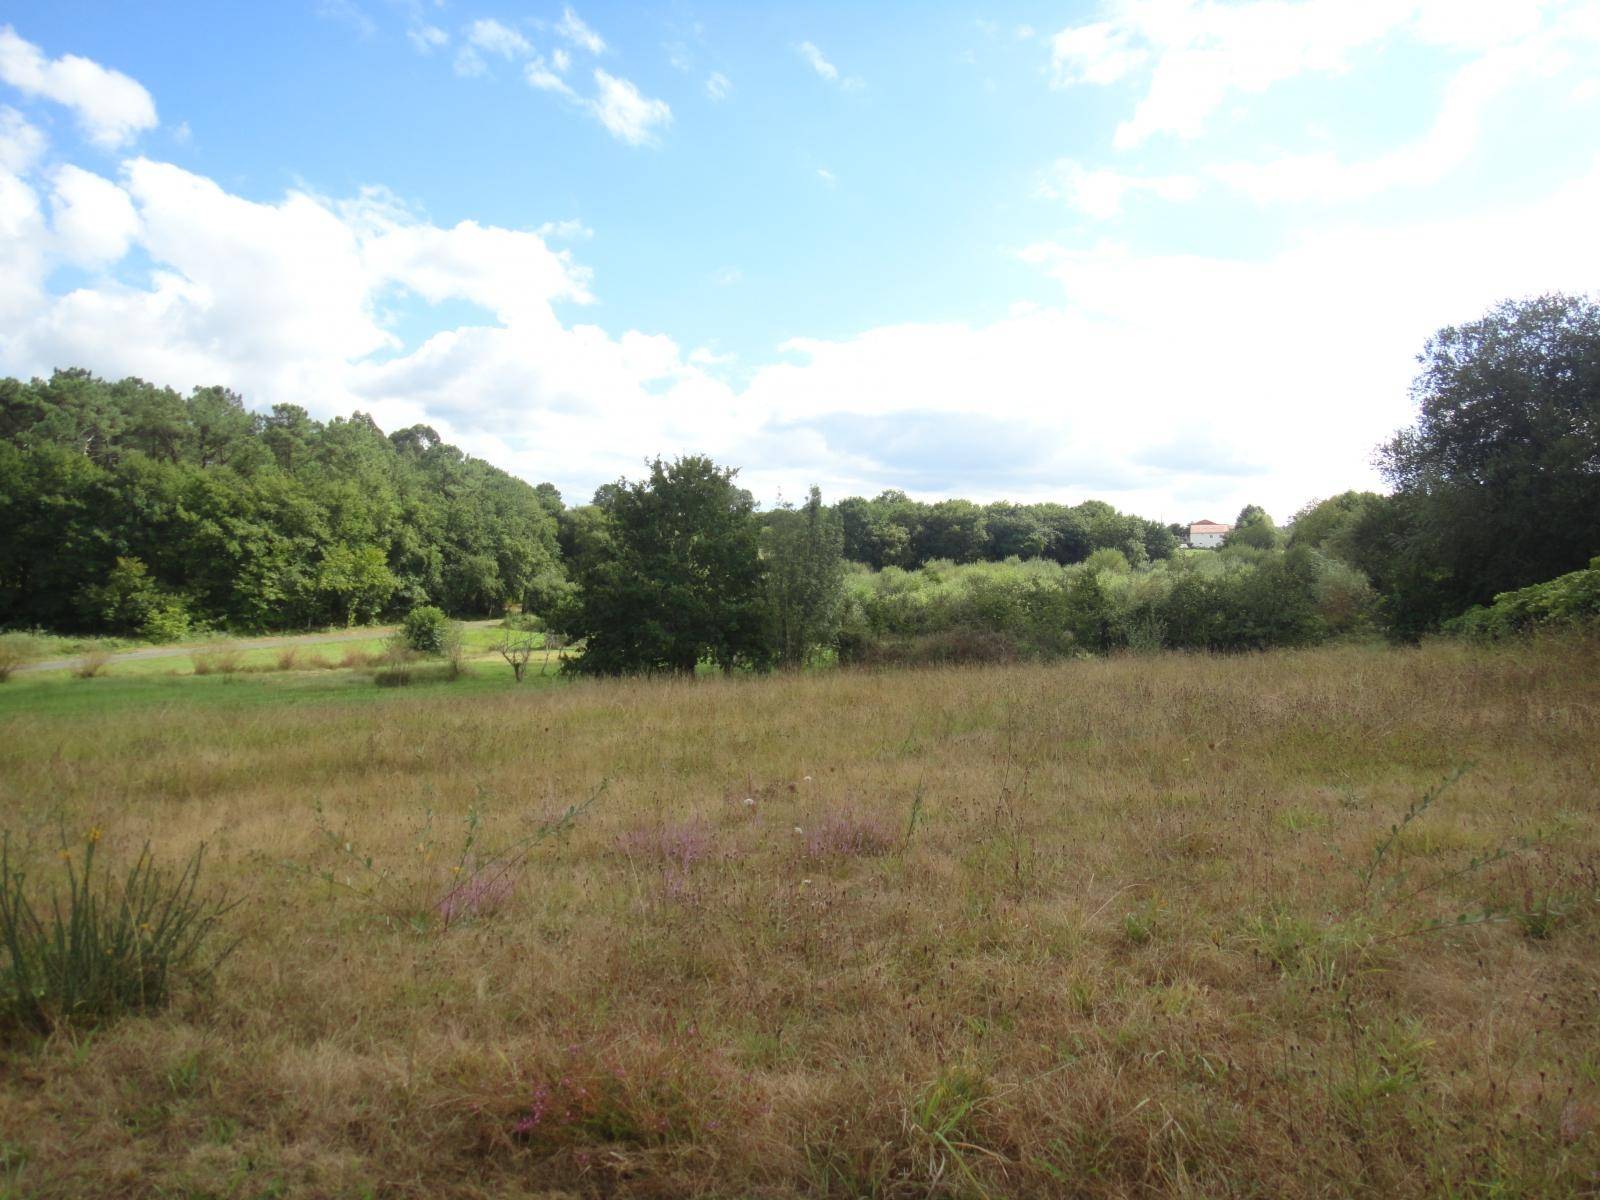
[1187,519,1232,549]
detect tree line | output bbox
[2,293,1596,670]
[0,370,561,639]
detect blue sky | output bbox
[2,1,1598,523]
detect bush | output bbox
[1445,557,1600,639]
[140,600,192,644]
[0,633,40,682]
[501,612,545,633]
[0,832,237,1038]
[441,622,469,679]
[402,606,450,654]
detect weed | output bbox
[0,831,237,1038]
[73,649,111,679]
[803,811,897,860]
[191,644,244,676]
[905,1066,999,1196]
[274,647,301,671]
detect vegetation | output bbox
[835,543,1372,663]
[1444,556,1600,638]
[0,636,1596,1195]
[1,832,235,1038]
[0,371,561,634]
[560,456,772,676]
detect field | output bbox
[1,636,1598,1198]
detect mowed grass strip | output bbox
[1,636,1598,1198]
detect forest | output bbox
[2,293,1598,669]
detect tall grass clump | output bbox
[72,649,111,679]
[0,833,237,1038]
[190,643,244,675]
[0,633,40,682]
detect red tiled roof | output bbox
[1189,520,1231,532]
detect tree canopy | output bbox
[0,370,560,635]
[559,456,770,675]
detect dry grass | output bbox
[189,644,245,676]
[1,636,1598,1197]
[71,648,111,679]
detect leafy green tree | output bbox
[317,544,398,626]
[983,502,1048,560]
[914,499,987,563]
[1287,492,1385,553]
[762,486,845,667]
[562,456,770,676]
[1225,504,1283,550]
[1376,293,1600,626]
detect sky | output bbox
[1,1,1598,524]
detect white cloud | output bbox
[0,25,158,148]
[797,40,839,82]
[712,266,742,286]
[705,71,731,101]
[1046,0,1585,150]
[588,70,671,145]
[797,41,863,89]
[407,24,449,54]
[555,7,606,55]
[537,217,592,240]
[0,106,45,174]
[525,54,576,96]
[3,146,1599,516]
[48,164,140,266]
[0,161,46,326]
[552,48,571,73]
[816,167,837,187]
[1039,159,1198,218]
[465,18,531,59]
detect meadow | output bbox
[1,635,1598,1198]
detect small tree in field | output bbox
[762,485,845,668]
[498,632,537,682]
[562,456,770,676]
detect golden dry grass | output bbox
[1,636,1598,1197]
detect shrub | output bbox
[440,621,469,679]
[139,600,192,644]
[501,612,545,633]
[275,647,302,671]
[73,649,111,679]
[191,644,244,675]
[1445,557,1600,639]
[0,832,237,1038]
[0,634,40,683]
[402,606,450,655]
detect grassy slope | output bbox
[1,638,1598,1197]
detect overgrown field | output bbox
[1,637,1598,1198]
